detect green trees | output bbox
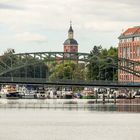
[49,61,86,81]
[87,46,118,81]
[49,46,118,82]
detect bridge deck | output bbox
[0,77,139,87]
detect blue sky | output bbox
[0,0,140,54]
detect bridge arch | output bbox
[0,52,89,78]
[0,51,140,83]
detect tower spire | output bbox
[68,21,73,39]
[63,22,78,53]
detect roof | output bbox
[64,38,78,45]
[123,26,140,36]
[119,26,140,39]
[68,26,73,32]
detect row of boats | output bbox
[0,85,85,99]
[1,85,139,100]
[1,85,40,99]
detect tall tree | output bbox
[87,46,118,81]
[90,45,102,56]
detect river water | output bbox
[0,99,140,140]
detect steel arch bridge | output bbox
[0,51,140,84]
[0,52,89,77]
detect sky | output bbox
[0,0,140,54]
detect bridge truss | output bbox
[0,51,140,84]
[0,52,89,78]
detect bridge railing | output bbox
[0,77,140,87]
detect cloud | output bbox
[0,32,47,44]
[0,0,140,32]
[0,31,47,54]
[14,32,47,43]
[0,3,25,10]
[0,0,140,54]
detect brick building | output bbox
[118,26,140,82]
[63,23,78,59]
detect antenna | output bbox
[70,20,72,26]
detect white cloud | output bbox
[14,32,47,42]
[0,0,140,53]
[0,32,47,44]
[0,0,140,32]
[0,3,24,10]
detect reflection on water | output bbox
[0,99,140,113]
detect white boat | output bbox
[18,86,36,99]
[0,85,20,99]
[62,88,73,99]
[82,87,95,99]
[21,92,36,99]
[36,87,47,99]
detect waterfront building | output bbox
[118,26,140,82]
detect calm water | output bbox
[0,107,140,140]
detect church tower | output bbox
[63,22,78,53]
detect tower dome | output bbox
[63,22,78,53]
[63,38,78,46]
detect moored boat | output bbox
[18,86,37,99]
[82,87,95,99]
[36,87,47,99]
[0,85,20,99]
[62,88,73,99]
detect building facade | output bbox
[118,26,140,82]
[63,23,78,60]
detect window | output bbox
[136,46,140,57]
[134,37,140,41]
[127,46,130,58]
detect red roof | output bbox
[137,28,140,34]
[123,26,140,36]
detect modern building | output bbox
[63,22,78,60]
[118,26,140,82]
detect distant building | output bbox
[56,22,79,63]
[63,22,78,60]
[118,26,140,82]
